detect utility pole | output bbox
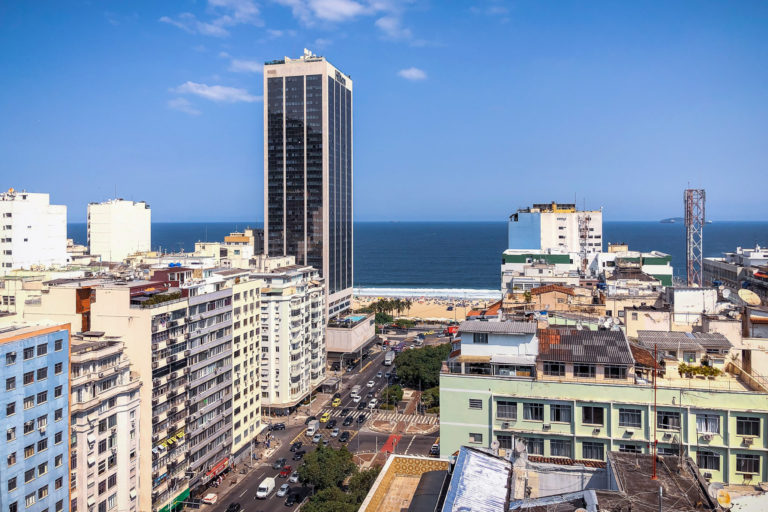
[658,485,663,512]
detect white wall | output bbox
[88,200,151,262]
[460,332,538,357]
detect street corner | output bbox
[405,423,439,435]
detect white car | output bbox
[366,380,375,388]
[277,483,290,497]
[331,427,340,437]
[289,471,300,483]
[368,399,378,408]
[352,395,361,403]
[376,371,383,378]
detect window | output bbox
[551,439,572,458]
[473,333,488,344]
[54,363,62,375]
[619,408,642,428]
[6,351,16,365]
[37,416,47,429]
[697,414,720,434]
[24,469,35,483]
[8,476,17,492]
[524,403,544,421]
[54,455,62,467]
[683,351,696,363]
[24,421,34,435]
[36,344,47,357]
[98,440,107,454]
[98,461,106,475]
[56,500,63,512]
[582,406,604,425]
[54,432,62,445]
[736,454,760,474]
[551,404,572,423]
[737,417,760,437]
[604,365,627,379]
[657,411,681,430]
[583,442,604,460]
[469,433,483,444]
[36,391,47,405]
[697,450,720,471]
[7,427,16,441]
[23,372,34,385]
[574,364,596,378]
[25,492,36,508]
[23,347,34,360]
[54,409,62,421]
[7,402,15,416]
[54,339,63,351]
[498,434,513,449]
[24,445,34,458]
[468,399,483,410]
[525,438,544,455]
[619,444,642,454]
[23,396,34,409]
[54,386,62,399]
[37,368,47,381]
[8,452,16,466]
[98,480,106,495]
[497,400,517,420]
[107,474,117,489]
[543,362,565,376]
[6,377,15,390]
[37,485,48,500]
[55,477,63,490]
[37,462,48,476]
[37,438,47,452]
[107,494,117,510]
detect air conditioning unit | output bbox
[702,433,713,441]
[593,428,601,435]
[625,429,634,435]
[703,472,712,480]
[98,372,104,378]
[543,424,551,431]
[744,437,754,446]
[38,426,46,435]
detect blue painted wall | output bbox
[0,327,70,512]
[508,212,542,250]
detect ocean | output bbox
[67,221,768,296]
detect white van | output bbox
[256,476,275,499]
[368,399,378,409]
[306,419,320,436]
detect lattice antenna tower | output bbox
[684,189,705,286]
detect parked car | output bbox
[312,433,323,443]
[357,413,367,424]
[279,465,292,478]
[343,416,353,426]
[290,441,303,452]
[322,439,330,446]
[339,431,350,442]
[284,493,298,507]
[331,427,340,437]
[277,483,291,497]
[289,471,300,483]
[292,450,305,461]
[272,458,287,470]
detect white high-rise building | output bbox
[263,49,353,318]
[0,188,68,274]
[88,199,151,262]
[508,202,603,254]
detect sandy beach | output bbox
[352,295,494,322]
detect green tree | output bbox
[374,312,393,325]
[302,488,357,512]
[421,386,440,409]
[394,343,451,389]
[381,384,403,405]
[348,467,382,503]
[298,445,356,490]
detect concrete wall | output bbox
[326,315,375,353]
[460,332,538,357]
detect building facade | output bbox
[0,324,70,512]
[508,202,603,255]
[87,199,151,262]
[257,265,325,413]
[263,49,353,318]
[69,333,141,512]
[0,190,68,275]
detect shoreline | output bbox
[353,287,501,301]
[352,293,497,322]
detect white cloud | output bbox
[397,67,426,81]
[173,82,261,103]
[375,15,411,39]
[313,37,332,49]
[219,52,263,73]
[274,0,387,24]
[168,97,201,116]
[160,0,262,37]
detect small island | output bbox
[660,217,684,223]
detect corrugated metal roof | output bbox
[442,447,511,512]
[537,329,634,365]
[636,330,734,351]
[459,320,537,335]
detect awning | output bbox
[87,497,96,507]
[87,456,96,466]
[129,490,137,499]
[205,457,230,479]
[87,434,96,444]
[456,355,491,363]
[491,354,536,365]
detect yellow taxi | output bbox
[319,412,331,423]
[331,398,342,407]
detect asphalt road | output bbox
[207,348,421,512]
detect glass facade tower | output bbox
[263,51,353,317]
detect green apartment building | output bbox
[440,322,768,485]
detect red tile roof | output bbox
[530,284,575,296]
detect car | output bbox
[340,408,350,417]
[312,433,323,443]
[271,422,286,431]
[279,465,292,478]
[339,431,350,442]
[304,416,317,425]
[366,380,375,388]
[326,419,337,429]
[357,413,367,423]
[385,372,391,379]
[225,503,241,512]
[343,416,353,426]
[352,395,361,403]
[284,493,297,507]
[331,427,340,437]
[202,494,218,505]
[376,371,383,378]
[277,483,291,497]
[333,392,341,399]
[323,439,330,446]
[292,450,305,461]
[357,401,366,410]
[290,441,303,452]
[368,399,378,408]
[289,471,300,483]
[331,398,342,407]
[272,458,287,470]
[319,412,331,423]
[367,391,375,398]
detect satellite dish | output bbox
[738,288,761,306]
[716,489,732,509]
[723,289,745,306]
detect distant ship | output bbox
[660,217,683,224]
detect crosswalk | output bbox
[316,407,438,425]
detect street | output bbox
[207,344,439,512]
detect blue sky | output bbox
[1,1,767,222]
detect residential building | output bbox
[194,228,264,269]
[597,248,673,286]
[69,332,142,512]
[501,250,581,294]
[263,49,353,318]
[88,199,151,262]
[0,324,70,512]
[358,455,450,512]
[668,287,718,325]
[704,245,768,300]
[507,202,603,254]
[256,265,325,414]
[0,189,68,275]
[440,323,768,485]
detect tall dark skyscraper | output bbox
[263,49,353,317]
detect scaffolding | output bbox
[578,213,591,276]
[684,189,705,286]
